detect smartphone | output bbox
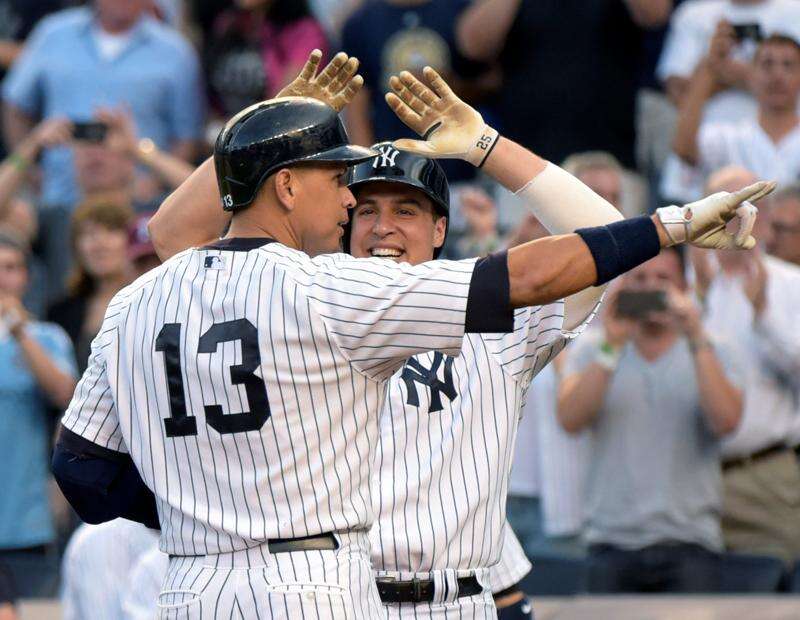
[615,290,668,320]
[732,23,763,43]
[72,121,108,143]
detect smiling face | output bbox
[348,182,446,265]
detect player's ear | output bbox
[433,215,447,250]
[273,168,297,212]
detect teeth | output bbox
[371,248,402,257]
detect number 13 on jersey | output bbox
[156,319,271,437]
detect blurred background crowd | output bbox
[1,0,800,616]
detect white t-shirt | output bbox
[698,118,800,185]
[93,27,134,62]
[702,255,800,457]
[657,0,800,200]
[508,361,589,537]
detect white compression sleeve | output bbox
[515,163,624,329]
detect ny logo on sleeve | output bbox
[400,353,457,413]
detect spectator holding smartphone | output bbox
[657,0,800,202]
[0,111,192,304]
[673,33,800,185]
[1,0,203,208]
[557,247,743,593]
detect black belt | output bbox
[267,532,339,554]
[376,575,483,603]
[168,532,339,559]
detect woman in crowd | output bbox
[46,201,133,373]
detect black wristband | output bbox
[576,216,661,285]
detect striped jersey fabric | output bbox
[370,300,594,573]
[61,239,481,555]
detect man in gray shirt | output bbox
[557,246,744,592]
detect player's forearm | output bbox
[507,215,669,308]
[483,138,623,230]
[507,234,598,307]
[455,0,521,62]
[14,329,77,408]
[557,367,610,432]
[148,157,230,260]
[672,64,715,166]
[691,338,742,436]
[485,138,624,327]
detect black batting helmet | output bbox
[214,97,376,211]
[346,142,450,257]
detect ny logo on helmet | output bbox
[373,145,400,169]
[401,353,457,413]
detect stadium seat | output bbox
[717,553,786,593]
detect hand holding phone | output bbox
[72,121,108,143]
[615,290,668,320]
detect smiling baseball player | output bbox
[140,51,774,618]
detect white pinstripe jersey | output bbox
[487,522,532,593]
[370,300,594,573]
[61,239,482,555]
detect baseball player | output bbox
[146,57,773,619]
[61,520,158,620]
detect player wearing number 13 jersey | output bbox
[53,52,771,618]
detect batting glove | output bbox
[385,66,499,167]
[656,181,776,250]
[276,50,363,112]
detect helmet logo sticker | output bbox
[373,145,400,169]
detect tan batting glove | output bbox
[385,66,499,167]
[276,49,363,112]
[656,181,776,250]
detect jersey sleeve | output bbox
[295,251,514,381]
[60,304,126,453]
[487,521,532,593]
[481,296,599,385]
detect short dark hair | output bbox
[755,34,800,60]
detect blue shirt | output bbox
[2,7,204,207]
[0,321,76,549]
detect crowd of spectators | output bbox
[1,0,800,614]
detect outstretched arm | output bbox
[149,49,365,260]
[386,66,773,309]
[386,67,623,326]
